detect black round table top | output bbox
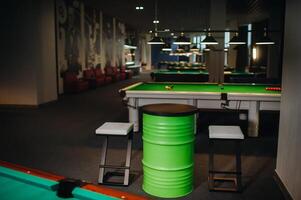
[142,103,199,116]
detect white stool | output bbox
[208,125,244,192]
[95,122,133,186]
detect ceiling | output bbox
[86,0,284,33]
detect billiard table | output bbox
[120,82,281,137]
[0,161,147,200]
[150,70,267,83]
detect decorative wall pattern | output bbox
[102,14,113,67]
[56,0,139,93]
[84,6,101,68]
[115,20,126,66]
[57,0,82,75]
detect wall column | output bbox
[276,0,301,199]
[207,0,226,83]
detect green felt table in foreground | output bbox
[128,82,280,94]
[0,166,118,200]
[0,161,147,200]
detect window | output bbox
[247,24,252,66]
[224,32,230,65]
[224,31,230,48]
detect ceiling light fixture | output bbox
[148,0,164,45]
[177,45,185,51]
[190,44,199,52]
[203,45,211,52]
[162,43,172,51]
[148,32,164,44]
[255,28,275,45]
[201,29,218,45]
[229,32,246,45]
[173,32,191,45]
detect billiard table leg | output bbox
[98,136,108,184]
[248,101,260,137]
[128,98,139,132]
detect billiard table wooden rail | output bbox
[0,160,148,200]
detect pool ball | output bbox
[165,85,174,90]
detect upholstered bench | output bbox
[208,125,244,192]
[95,122,133,186]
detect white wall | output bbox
[36,1,57,104]
[0,1,57,106]
[276,0,301,199]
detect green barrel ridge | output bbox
[142,113,196,198]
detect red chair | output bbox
[84,68,105,87]
[63,72,89,93]
[105,66,120,82]
[121,66,133,79]
[94,68,112,84]
[113,67,126,80]
[83,69,96,88]
[119,67,127,80]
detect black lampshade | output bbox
[255,35,275,45]
[162,43,172,51]
[201,33,218,45]
[229,33,246,45]
[148,33,165,45]
[203,45,211,52]
[190,45,199,52]
[173,33,191,45]
[255,29,275,45]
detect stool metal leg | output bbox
[98,136,108,184]
[208,139,214,190]
[124,131,133,186]
[236,140,242,191]
[208,139,243,192]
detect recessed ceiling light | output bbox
[136,6,144,10]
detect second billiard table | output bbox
[150,70,266,83]
[120,82,281,137]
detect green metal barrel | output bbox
[142,104,198,198]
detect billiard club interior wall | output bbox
[0,0,142,105]
[276,0,301,199]
[0,1,57,106]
